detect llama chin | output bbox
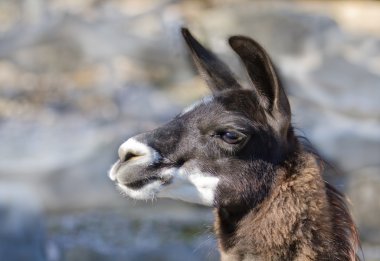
[157,166,220,206]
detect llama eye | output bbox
[220,131,244,144]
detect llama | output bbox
[108,28,360,260]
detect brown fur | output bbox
[215,152,360,261]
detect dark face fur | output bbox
[109,28,295,209]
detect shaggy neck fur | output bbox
[214,152,359,261]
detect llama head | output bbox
[109,28,295,209]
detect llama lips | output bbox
[120,166,175,189]
[112,161,167,190]
[123,176,161,190]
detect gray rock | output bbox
[0,82,180,212]
[0,0,380,256]
[311,55,380,118]
[194,4,341,58]
[291,97,380,171]
[348,167,380,244]
[114,84,182,121]
[47,210,217,261]
[0,185,46,261]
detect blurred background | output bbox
[0,0,379,260]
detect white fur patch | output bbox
[158,166,219,206]
[188,173,220,205]
[180,96,214,116]
[117,181,162,201]
[108,162,118,181]
[118,138,160,165]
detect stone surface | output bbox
[348,167,380,244]
[0,185,46,261]
[47,209,217,261]
[0,1,379,260]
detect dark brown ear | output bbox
[181,28,241,93]
[228,36,290,117]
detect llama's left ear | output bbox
[181,28,241,93]
[229,36,290,117]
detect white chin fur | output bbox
[117,181,162,201]
[114,165,219,207]
[158,167,219,206]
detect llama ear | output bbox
[181,28,241,93]
[228,36,290,116]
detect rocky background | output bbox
[0,0,379,260]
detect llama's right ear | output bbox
[228,36,291,117]
[181,28,241,93]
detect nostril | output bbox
[118,138,155,165]
[123,152,139,162]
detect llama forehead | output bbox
[177,94,259,128]
[177,89,264,126]
[180,95,215,116]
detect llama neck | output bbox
[214,153,358,261]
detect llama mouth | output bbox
[124,176,162,190]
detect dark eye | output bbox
[219,131,244,144]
